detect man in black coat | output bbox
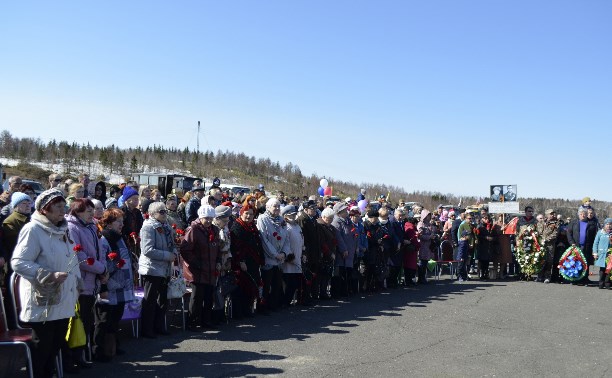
[566,207,598,285]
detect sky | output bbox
[1,1,611,201]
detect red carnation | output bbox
[273,232,278,237]
[144,213,150,219]
[367,231,372,238]
[276,236,282,241]
[130,232,138,238]
[351,228,356,233]
[108,252,118,260]
[116,259,126,268]
[383,234,389,239]
[176,229,185,236]
[86,257,95,265]
[172,224,177,229]
[73,244,83,252]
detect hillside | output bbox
[0,130,608,218]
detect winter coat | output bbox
[567,218,598,264]
[185,196,201,225]
[403,221,419,270]
[11,211,80,322]
[389,219,405,266]
[417,210,437,260]
[256,211,290,268]
[352,220,368,259]
[297,211,321,266]
[282,222,303,274]
[138,218,177,278]
[592,229,611,268]
[2,211,30,276]
[363,220,384,266]
[230,219,263,299]
[317,219,338,265]
[99,229,134,305]
[476,221,499,261]
[66,214,106,295]
[121,205,144,248]
[180,220,221,285]
[332,215,357,267]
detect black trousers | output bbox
[283,273,301,305]
[29,318,69,378]
[188,283,215,326]
[261,266,283,310]
[78,294,95,341]
[93,303,125,357]
[141,275,168,335]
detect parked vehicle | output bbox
[2,178,45,197]
[131,173,201,198]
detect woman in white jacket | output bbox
[11,189,81,378]
[256,198,290,311]
[280,205,303,306]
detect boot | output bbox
[599,271,606,289]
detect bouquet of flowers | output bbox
[558,246,588,282]
[515,225,544,278]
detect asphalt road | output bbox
[5,276,612,377]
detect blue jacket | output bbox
[592,229,611,268]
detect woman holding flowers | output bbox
[93,208,134,361]
[11,189,81,378]
[66,198,107,366]
[592,218,612,289]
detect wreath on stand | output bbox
[558,246,588,282]
[515,225,544,279]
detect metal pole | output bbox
[197,121,200,153]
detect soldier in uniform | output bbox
[536,209,560,283]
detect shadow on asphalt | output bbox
[49,279,505,377]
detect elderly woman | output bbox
[417,209,436,284]
[138,202,177,338]
[93,208,134,362]
[331,202,356,297]
[66,198,107,367]
[316,207,338,299]
[388,207,407,288]
[256,198,289,311]
[230,205,264,318]
[166,194,186,230]
[592,218,612,289]
[91,199,104,221]
[180,205,221,330]
[11,189,81,378]
[281,205,303,305]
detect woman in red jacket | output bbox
[180,205,221,330]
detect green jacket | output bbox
[2,211,30,263]
[457,221,475,249]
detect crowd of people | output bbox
[0,173,609,378]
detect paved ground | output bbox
[5,275,612,377]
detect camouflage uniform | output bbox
[536,219,560,281]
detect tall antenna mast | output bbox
[197,121,200,153]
